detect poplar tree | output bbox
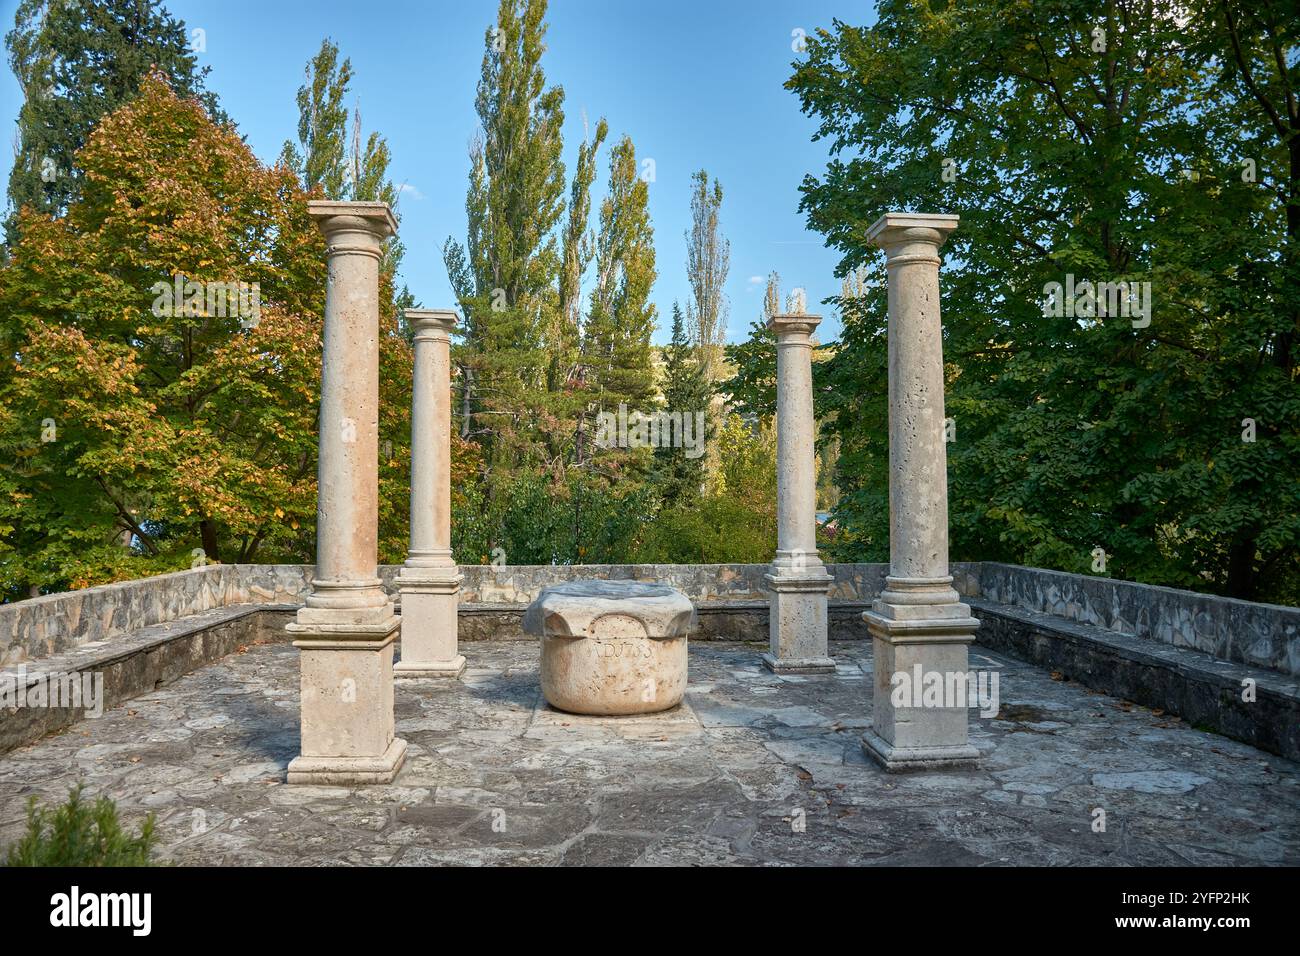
[685,170,731,381]
[279,38,404,277]
[557,117,608,465]
[278,40,353,200]
[556,116,608,388]
[583,135,658,418]
[443,0,568,473]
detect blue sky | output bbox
[0,0,878,343]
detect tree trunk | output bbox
[460,363,473,439]
[1225,538,1257,601]
[200,519,220,563]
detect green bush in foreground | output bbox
[5,785,156,867]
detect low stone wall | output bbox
[0,565,233,666]
[979,563,1300,676]
[229,561,983,605]
[456,601,874,643]
[4,563,1299,759]
[0,562,931,664]
[0,604,290,754]
[971,599,1300,761]
[4,560,1296,677]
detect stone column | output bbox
[762,312,835,675]
[286,201,406,785]
[861,212,980,771]
[394,309,465,678]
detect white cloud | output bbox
[396,183,425,200]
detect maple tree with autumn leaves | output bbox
[0,76,476,596]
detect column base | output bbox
[394,654,466,679]
[396,569,463,679]
[760,652,836,675]
[764,571,833,673]
[287,737,408,785]
[863,601,982,771]
[287,617,405,786]
[861,727,979,772]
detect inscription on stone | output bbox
[593,639,653,660]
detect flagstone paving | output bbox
[0,639,1295,866]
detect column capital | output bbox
[867,212,958,259]
[767,312,822,341]
[404,308,458,342]
[308,201,397,259]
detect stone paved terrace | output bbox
[1,637,1295,866]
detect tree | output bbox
[278,39,352,199]
[0,77,318,595]
[788,0,1299,603]
[4,0,220,242]
[721,271,781,420]
[555,115,608,466]
[653,302,711,500]
[641,413,777,564]
[583,134,658,420]
[556,115,608,390]
[443,0,568,475]
[685,169,731,381]
[280,39,407,279]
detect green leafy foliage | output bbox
[5,785,156,867]
[652,303,712,501]
[443,0,570,477]
[583,134,658,416]
[788,0,1300,603]
[5,0,222,241]
[0,76,460,597]
[641,414,778,564]
[452,467,656,566]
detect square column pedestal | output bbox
[762,572,835,674]
[861,586,981,771]
[287,618,407,784]
[394,569,466,678]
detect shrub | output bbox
[4,785,156,867]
